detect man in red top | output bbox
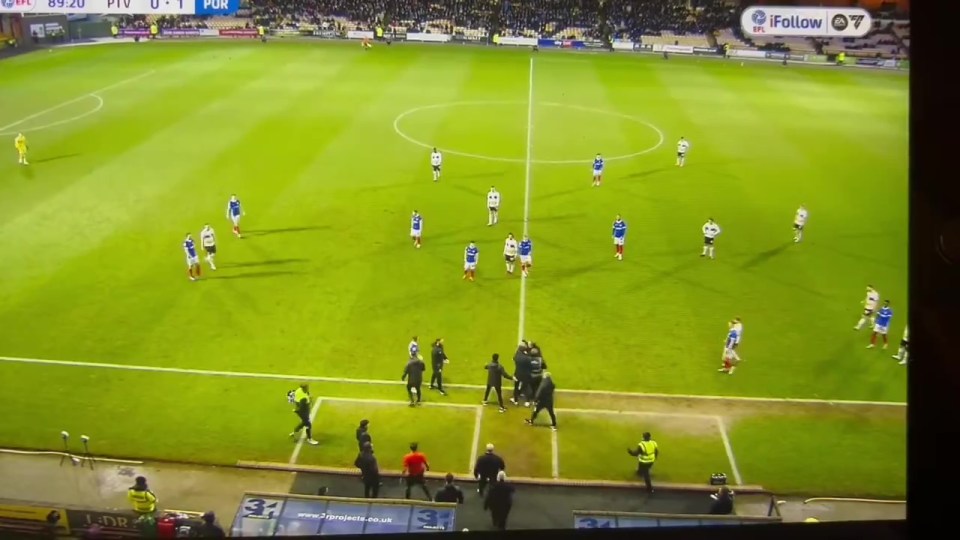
[402,442,432,500]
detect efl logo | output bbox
[750,9,766,34]
[0,0,34,8]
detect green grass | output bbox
[729,412,907,498]
[0,40,908,497]
[556,413,731,484]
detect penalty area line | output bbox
[0,355,906,407]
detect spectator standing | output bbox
[356,419,372,451]
[510,341,532,406]
[627,432,659,493]
[195,512,226,538]
[473,443,506,497]
[355,442,381,498]
[402,443,432,500]
[430,338,449,395]
[402,355,427,407]
[482,353,513,412]
[433,473,465,504]
[525,372,558,431]
[127,476,158,517]
[483,471,515,531]
[709,486,735,515]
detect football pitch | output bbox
[0,40,907,498]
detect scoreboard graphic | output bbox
[230,494,456,536]
[0,0,238,15]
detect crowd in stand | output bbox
[500,0,601,39]
[606,0,735,41]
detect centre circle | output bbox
[392,101,664,165]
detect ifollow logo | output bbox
[741,5,871,38]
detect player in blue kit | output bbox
[867,300,893,349]
[519,235,533,277]
[226,194,244,238]
[411,211,423,249]
[612,215,627,260]
[719,318,743,374]
[183,234,201,281]
[592,154,604,187]
[409,336,422,360]
[463,242,479,281]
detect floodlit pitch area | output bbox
[0,41,906,498]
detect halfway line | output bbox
[517,57,535,344]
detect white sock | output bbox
[701,246,708,255]
[709,247,715,258]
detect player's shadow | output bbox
[207,271,303,280]
[219,258,308,269]
[33,153,81,164]
[738,242,793,270]
[242,226,328,237]
[623,167,672,180]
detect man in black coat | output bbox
[709,486,735,515]
[356,419,371,451]
[483,354,514,412]
[473,443,506,496]
[402,356,427,406]
[525,372,557,431]
[433,473,465,504]
[483,471,515,530]
[526,347,547,405]
[354,442,381,498]
[429,338,449,395]
[510,341,531,406]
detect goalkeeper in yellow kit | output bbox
[14,133,28,165]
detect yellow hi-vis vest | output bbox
[376,27,383,38]
[150,24,158,36]
[294,387,309,406]
[128,488,157,513]
[637,440,658,464]
[258,26,265,36]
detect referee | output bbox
[288,384,319,446]
[483,354,513,412]
[402,355,426,407]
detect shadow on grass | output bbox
[739,242,793,270]
[33,153,81,164]
[206,271,303,280]
[623,166,672,180]
[219,258,308,269]
[242,226,329,237]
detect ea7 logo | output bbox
[850,14,865,29]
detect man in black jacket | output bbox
[484,471,515,530]
[402,356,427,406]
[473,443,506,496]
[525,372,557,431]
[433,473,465,504]
[510,341,531,406]
[354,442,381,498]
[356,419,371,451]
[526,346,547,404]
[483,354,513,412]
[429,338,449,395]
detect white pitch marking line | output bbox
[0,70,156,133]
[0,355,906,407]
[289,398,323,464]
[551,428,560,479]
[556,407,715,420]
[518,57,535,343]
[715,416,743,485]
[469,406,484,474]
[322,396,479,410]
[0,94,104,137]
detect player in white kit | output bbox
[503,233,519,274]
[854,285,880,330]
[200,224,217,270]
[487,186,501,226]
[430,148,442,182]
[676,137,690,167]
[793,205,808,243]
